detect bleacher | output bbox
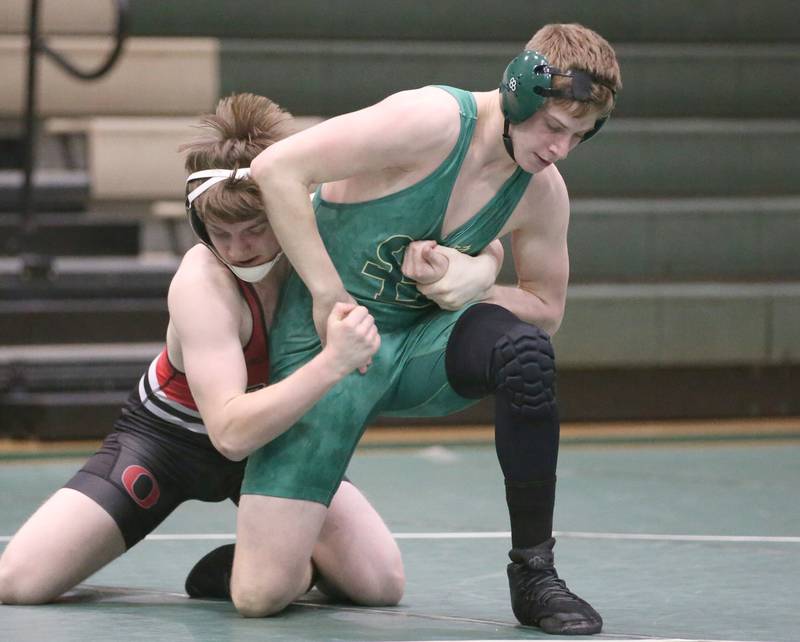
[1,0,798,439]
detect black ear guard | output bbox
[186,201,213,246]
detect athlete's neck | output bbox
[474,90,518,172]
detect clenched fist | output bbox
[323,302,381,375]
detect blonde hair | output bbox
[526,23,622,118]
[180,93,296,224]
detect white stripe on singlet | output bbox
[137,355,207,434]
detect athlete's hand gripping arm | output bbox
[249,88,461,342]
[401,239,504,310]
[170,259,380,461]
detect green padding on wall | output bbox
[220,40,517,117]
[555,283,800,367]
[614,45,800,119]
[497,197,800,284]
[558,120,800,197]
[129,0,800,42]
[772,299,800,362]
[219,40,800,119]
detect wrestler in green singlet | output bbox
[242,86,532,504]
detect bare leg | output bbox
[0,489,125,604]
[312,481,404,605]
[186,482,403,608]
[231,494,327,617]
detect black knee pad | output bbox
[446,303,518,398]
[492,322,556,419]
[445,303,556,412]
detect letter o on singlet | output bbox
[121,465,161,509]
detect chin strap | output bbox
[502,118,516,162]
[228,251,283,283]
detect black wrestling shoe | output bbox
[185,543,234,599]
[507,538,602,635]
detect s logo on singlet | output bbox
[361,235,432,308]
[121,465,160,509]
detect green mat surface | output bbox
[2,441,799,641]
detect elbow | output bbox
[251,145,299,191]
[250,148,279,188]
[218,443,249,463]
[221,447,249,463]
[251,145,313,198]
[542,306,564,336]
[515,283,564,336]
[526,297,563,337]
[537,297,564,336]
[208,425,250,462]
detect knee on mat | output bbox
[373,564,405,606]
[231,569,306,618]
[315,546,405,607]
[379,544,406,605]
[356,554,406,606]
[492,322,556,417]
[0,553,56,605]
[231,579,295,618]
[363,534,405,606]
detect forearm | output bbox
[470,241,505,302]
[210,349,347,460]
[483,284,564,336]
[464,250,503,305]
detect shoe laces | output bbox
[522,567,581,605]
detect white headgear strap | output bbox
[185,167,282,283]
[186,168,251,207]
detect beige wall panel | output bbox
[1,1,116,35]
[0,36,218,116]
[87,115,325,200]
[88,117,195,199]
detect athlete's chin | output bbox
[518,154,552,173]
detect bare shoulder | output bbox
[525,165,569,220]
[382,86,462,123]
[528,164,568,207]
[364,86,463,154]
[254,86,466,186]
[349,86,462,153]
[168,245,240,321]
[506,164,570,239]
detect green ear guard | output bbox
[499,50,616,142]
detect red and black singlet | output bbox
[137,279,269,433]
